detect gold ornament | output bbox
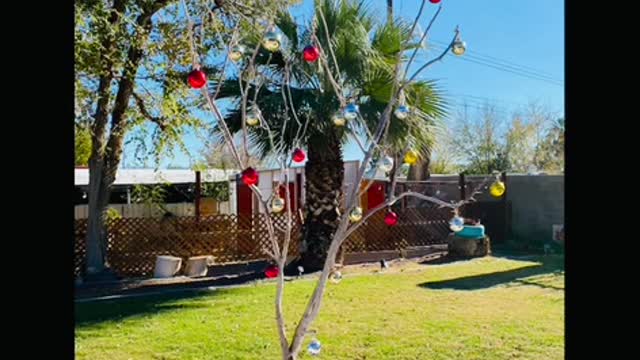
[489,180,506,198]
[403,150,419,165]
[349,207,363,222]
[271,197,285,213]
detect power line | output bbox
[442,93,519,113]
[448,93,531,108]
[450,54,564,86]
[429,45,564,85]
[431,39,561,80]
[446,100,512,117]
[446,100,512,118]
[425,44,564,86]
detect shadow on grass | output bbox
[509,275,564,291]
[75,290,220,327]
[418,255,564,291]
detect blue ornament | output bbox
[307,338,321,356]
[449,216,464,232]
[343,103,359,120]
[394,105,410,120]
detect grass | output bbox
[75,254,564,359]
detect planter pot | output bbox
[185,256,215,277]
[153,256,182,278]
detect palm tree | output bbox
[210,0,447,271]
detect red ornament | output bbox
[188,69,207,89]
[292,148,306,163]
[303,45,320,63]
[384,211,399,226]
[265,265,279,278]
[241,167,259,186]
[429,0,442,3]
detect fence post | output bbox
[501,171,510,242]
[459,173,466,201]
[195,170,201,221]
[501,171,507,202]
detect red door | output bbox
[367,181,386,210]
[237,183,253,215]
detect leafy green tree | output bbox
[534,117,564,173]
[75,124,92,166]
[75,0,293,276]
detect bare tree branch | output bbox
[403,27,459,88]
[132,92,166,129]
[402,2,441,83]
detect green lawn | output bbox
[75,255,564,360]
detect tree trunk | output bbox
[83,0,167,277]
[299,132,344,272]
[85,154,120,276]
[85,160,109,274]
[406,157,431,208]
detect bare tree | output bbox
[183,1,493,358]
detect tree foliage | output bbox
[448,102,563,174]
[75,124,92,166]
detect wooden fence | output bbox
[74,201,232,219]
[74,207,453,278]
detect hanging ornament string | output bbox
[211,25,241,100]
[181,2,247,172]
[316,6,344,89]
[312,33,346,107]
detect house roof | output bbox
[74,168,239,186]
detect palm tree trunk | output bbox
[299,132,344,272]
[406,157,431,208]
[407,158,431,181]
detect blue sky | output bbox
[124,0,564,169]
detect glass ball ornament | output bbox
[307,338,322,356]
[228,45,245,62]
[264,265,279,278]
[379,156,394,173]
[262,30,282,52]
[241,167,259,186]
[332,111,346,127]
[246,108,261,126]
[452,39,466,56]
[271,196,285,213]
[330,270,342,283]
[384,211,399,226]
[449,216,464,232]
[187,69,207,89]
[394,105,410,120]
[292,148,306,163]
[343,103,359,121]
[303,45,320,63]
[403,150,419,165]
[349,206,363,222]
[489,180,506,198]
